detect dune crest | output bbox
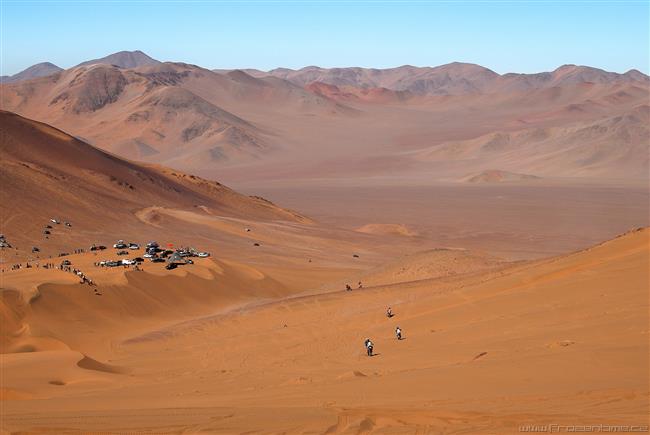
[356,223,418,237]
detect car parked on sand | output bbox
[197,252,210,258]
[129,243,140,250]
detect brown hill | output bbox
[0,63,352,170]
[0,62,62,83]
[75,50,161,69]
[416,104,650,179]
[306,81,412,103]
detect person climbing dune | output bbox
[364,338,374,356]
[395,326,402,340]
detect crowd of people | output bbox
[6,261,56,271]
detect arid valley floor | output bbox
[1,52,649,434]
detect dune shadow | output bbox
[77,355,130,374]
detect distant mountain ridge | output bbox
[0,62,63,83]
[4,50,647,96]
[76,50,161,69]
[1,50,648,181]
[255,63,649,95]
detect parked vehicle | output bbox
[198,252,210,258]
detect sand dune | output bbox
[356,223,418,237]
[1,222,647,432]
[462,169,542,183]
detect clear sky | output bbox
[1,0,648,76]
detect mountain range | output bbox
[1,50,648,182]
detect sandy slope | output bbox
[0,110,309,259]
[1,225,647,433]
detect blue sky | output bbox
[1,0,648,75]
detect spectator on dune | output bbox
[364,338,374,357]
